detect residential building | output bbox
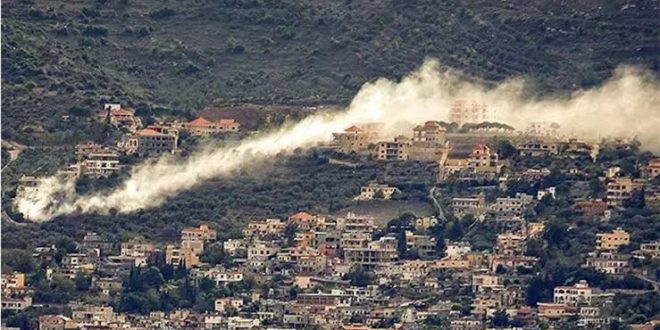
[244,218,286,237]
[1,296,32,311]
[183,117,240,136]
[125,128,178,156]
[38,315,77,330]
[79,150,120,178]
[491,193,534,217]
[496,233,526,256]
[553,280,594,306]
[525,121,560,138]
[404,231,437,258]
[582,251,629,274]
[70,304,115,325]
[408,121,448,161]
[606,177,645,207]
[120,238,155,258]
[356,182,399,200]
[576,199,608,217]
[451,194,487,219]
[445,241,472,258]
[333,123,383,154]
[596,228,630,250]
[641,158,660,178]
[414,216,438,231]
[335,213,376,232]
[182,224,217,242]
[521,168,552,181]
[215,298,244,312]
[104,104,139,128]
[517,141,560,157]
[1,272,26,290]
[166,243,201,268]
[247,243,280,261]
[376,136,410,161]
[537,187,556,200]
[344,236,398,268]
[639,241,660,258]
[449,100,488,124]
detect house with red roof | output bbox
[183,117,240,137]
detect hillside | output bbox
[2,0,658,146]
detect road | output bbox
[1,139,27,171]
[429,186,447,222]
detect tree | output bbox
[491,309,510,327]
[74,272,92,292]
[140,267,165,290]
[343,265,374,287]
[200,243,227,265]
[447,221,465,240]
[1,249,37,273]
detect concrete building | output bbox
[333,123,383,154]
[451,194,487,219]
[38,315,77,330]
[408,121,448,161]
[376,136,410,161]
[491,193,534,217]
[357,182,399,200]
[606,177,645,207]
[182,224,217,242]
[517,141,560,157]
[553,280,594,306]
[596,228,630,250]
[183,117,240,136]
[582,251,629,274]
[449,100,488,124]
[344,236,398,268]
[126,128,178,156]
[496,233,526,256]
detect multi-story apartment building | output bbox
[491,193,534,217]
[376,136,410,161]
[496,233,526,256]
[408,121,448,161]
[582,251,629,274]
[606,177,645,207]
[344,236,398,268]
[553,280,594,306]
[244,219,286,237]
[451,194,487,219]
[596,228,630,250]
[125,128,178,156]
[181,224,217,242]
[333,123,383,154]
[517,141,560,157]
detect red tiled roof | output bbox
[137,128,167,137]
[111,108,134,116]
[186,117,214,127]
[473,143,490,153]
[344,125,362,132]
[289,211,314,222]
[413,121,445,132]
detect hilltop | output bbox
[2,0,658,146]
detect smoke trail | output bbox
[15,59,660,221]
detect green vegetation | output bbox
[2,150,433,249]
[3,0,658,146]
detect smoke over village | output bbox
[14,59,660,221]
[4,1,660,328]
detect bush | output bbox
[81,25,109,37]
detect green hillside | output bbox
[2,0,658,146]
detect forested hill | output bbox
[2,0,658,145]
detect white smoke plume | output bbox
[15,59,660,221]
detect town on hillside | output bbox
[2,100,660,330]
